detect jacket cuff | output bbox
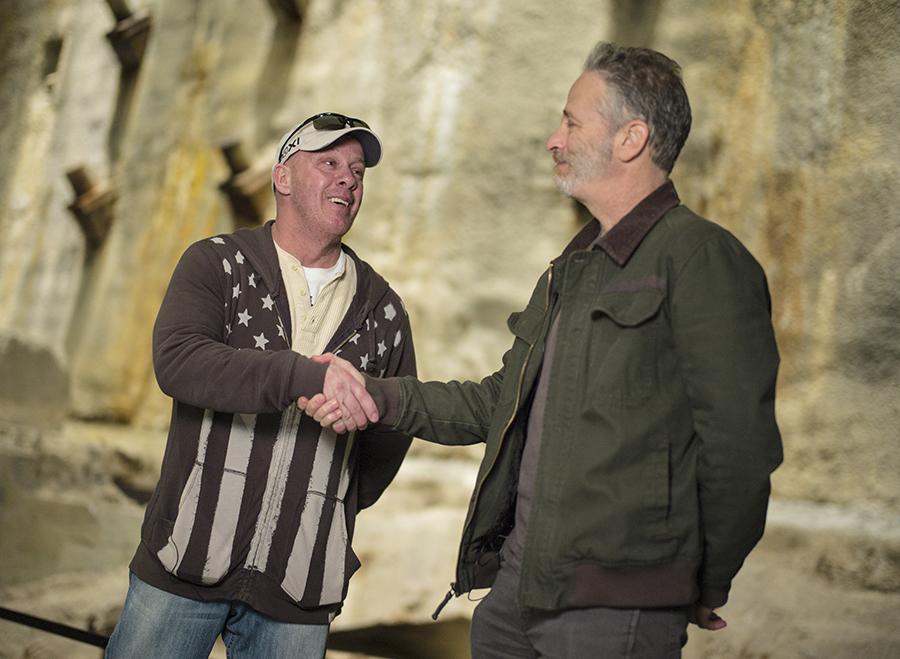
[290,356,329,400]
[363,375,401,426]
[699,585,730,609]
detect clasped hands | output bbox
[298,354,376,433]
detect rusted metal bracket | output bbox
[266,0,309,22]
[104,0,152,72]
[66,166,117,249]
[218,142,272,227]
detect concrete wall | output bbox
[1,1,899,657]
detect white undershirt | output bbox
[303,251,346,305]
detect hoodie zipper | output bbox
[247,310,372,571]
[328,322,365,356]
[232,231,378,571]
[246,277,371,571]
[433,262,555,618]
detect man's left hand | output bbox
[689,604,727,630]
[298,392,346,432]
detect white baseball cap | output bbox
[275,112,382,167]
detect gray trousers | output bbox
[470,561,688,659]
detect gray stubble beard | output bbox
[552,138,613,198]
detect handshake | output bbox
[299,354,379,434]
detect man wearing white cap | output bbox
[106,113,417,658]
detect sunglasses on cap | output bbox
[277,113,371,164]
[299,112,370,131]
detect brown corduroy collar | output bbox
[560,180,680,266]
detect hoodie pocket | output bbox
[155,462,203,577]
[280,491,351,607]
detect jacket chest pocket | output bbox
[586,289,666,409]
[508,306,545,345]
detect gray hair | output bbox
[584,42,692,173]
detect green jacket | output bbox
[387,182,782,612]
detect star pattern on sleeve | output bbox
[235,250,245,264]
[238,309,253,327]
[232,283,241,299]
[261,294,274,311]
[248,272,257,288]
[223,259,232,275]
[211,237,225,245]
[360,353,372,370]
[384,303,396,321]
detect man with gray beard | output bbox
[303,42,782,658]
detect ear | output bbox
[272,163,291,195]
[615,119,650,163]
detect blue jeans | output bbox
[105,573,329,659]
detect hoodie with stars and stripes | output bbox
[130,220,416,624]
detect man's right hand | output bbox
[309,354,379,433]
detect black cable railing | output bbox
[0,605,109,648]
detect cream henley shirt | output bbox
[273,240,357,356]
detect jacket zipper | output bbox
[433,262,555,618]
[431,585,455,620]
[485,261,554,504]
